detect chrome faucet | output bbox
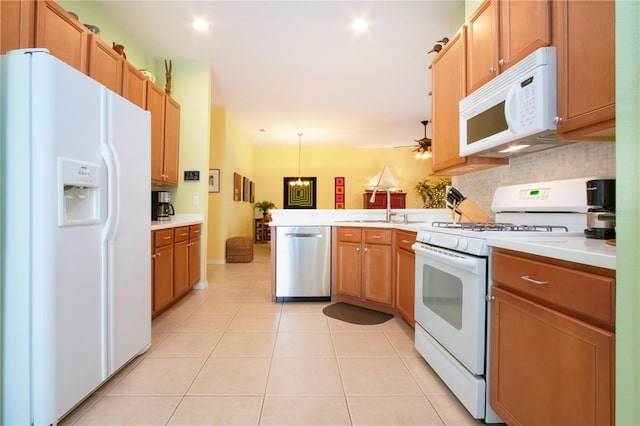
[370,186,396,222]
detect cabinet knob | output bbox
[489,66,497,73]
[364,247,368,252]
[553,116,564,124]
[498,59,505,66]
[356,247,360,252]
[152,254,157,259]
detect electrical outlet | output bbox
[193,195,200,205]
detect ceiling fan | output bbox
[395,120,432,159]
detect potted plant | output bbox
[415,178,451,209]
[254,201,276,217]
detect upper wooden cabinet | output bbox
[35,0,88,73]
[430,29,507,175]
[162,95,181,186]
[122,61,148,109]
[552,0,615,140]
[1,0,35,54]
[87,34,123,94]
[466,0,551,93]
[147,81,166,184]
[148,80,181,186]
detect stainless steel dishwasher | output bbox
[275,226,331,302]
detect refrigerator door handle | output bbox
[101,143,119,242]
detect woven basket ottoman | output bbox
[226,237,254,263]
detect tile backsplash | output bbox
[452,142,616,218]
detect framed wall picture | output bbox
[283,177,317,209]
[208,169,220,193]
[250,181,255,203]
[242,176,249,201]
[233,172,242,201]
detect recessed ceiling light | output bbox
[192,19,210,32]
[352,19,368,32]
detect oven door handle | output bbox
[412,243,482,273]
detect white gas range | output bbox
[411,178,594,423]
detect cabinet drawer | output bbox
[395,230,416,251]
[174,226,190,242]
[337,227,362,243]
[154,229,174,247]
[492,250,615,329]
[189,224,201,239]
[364,228,392,245]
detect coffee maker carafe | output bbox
[585,179,615,239]
[152,191,174,221]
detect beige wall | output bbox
[207,108,256,263]
[253,145,439,210]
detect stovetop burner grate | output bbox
[431,221,569,232]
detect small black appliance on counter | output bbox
[585,179,615,239]
[151,191,174,221]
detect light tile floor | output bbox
[61,244,484,425]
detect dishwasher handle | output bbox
[284,233,325,238]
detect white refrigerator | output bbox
[1,49,151,425]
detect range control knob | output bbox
[421,232,431,243]
[450,237,459,248]
[458,238,469,250]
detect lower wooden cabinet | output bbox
[152,229,174,314]
[490,248,615,425]
[395,230,416,327]
[173,226,191,298]
[188,225,201,287]
[152,224,202,316]
[333,227,394,308]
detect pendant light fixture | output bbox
[290,132,310,186]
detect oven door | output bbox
[413,242,487,375]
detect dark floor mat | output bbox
[322,302,393,325]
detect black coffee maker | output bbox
[585,179,615,239]
[151,191,174,221]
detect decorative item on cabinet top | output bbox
[427,37,449,54]
[164,59,172,96]
[139,69,156,83]
[112,43,126,59]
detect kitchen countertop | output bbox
[487,236,616,270]
[151,214,203,230]
[268,208,451,232]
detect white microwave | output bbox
[459,47,562,158]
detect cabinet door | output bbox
[162,96,181,185]
[188,237,201,288]
[363,244,393,306]
[87,34,122,94]
[395,232,415,327]
[147,81,165,184]
[35,0,88,73]
[122,61,147,109]
[431,30,467,172]
[490,287,614,425]
[336,242,362,298]
[1,0,35,54]
[466,0,498,93]
[553,0,615,139]
[153,244,174,313]
[499,0,551,72]
[173,239,189,298]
